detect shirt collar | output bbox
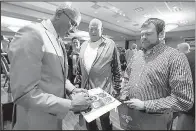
[145,41,166,56]
[88,36,105,47]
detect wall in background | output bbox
[133,29,195,49]
[115,40,125,48]
[165,30,195,49]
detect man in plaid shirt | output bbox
[122,18,194,129]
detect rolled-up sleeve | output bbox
[8,25,72,119]
[144,53,194,113]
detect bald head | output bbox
[89,18,103,42]
[131,44,137,50]
[177,42,190,54]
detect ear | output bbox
[101,27,103,33]
[55,11,62,20]
[158,31,165,41]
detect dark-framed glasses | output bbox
[63,12,77,28]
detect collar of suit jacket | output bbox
[41,19,58,39]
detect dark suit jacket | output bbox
[186,50,195,117]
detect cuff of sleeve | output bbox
[66,79,76,93]
[144,100,155,113]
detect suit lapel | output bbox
[41,22,64,72]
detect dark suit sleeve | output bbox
[74,59,82,87]
[111,44,122,94]
[186,51,195,116]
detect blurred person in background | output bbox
[177,42,190,54]
[1,35,10,53]
[120,49,127,72]
[74,18,121,130]
[175,49,195,130]
[67,37,80,84]
[8,5,92,130]
[125,43,138,65]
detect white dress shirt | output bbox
[84,38,102,74]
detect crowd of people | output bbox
[1,4,195,130]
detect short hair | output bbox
[89,18,103,29]
[55,4,81,27]
[178,42,190,52]
[72,37,79,42]
[131,44,137,49]
[141,18,165,35]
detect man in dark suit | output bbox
[176,50,195,130]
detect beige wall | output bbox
[114,40,125,48]
[165,30,195,49]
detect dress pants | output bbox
[176,113,195,130]
[86,112,112,130]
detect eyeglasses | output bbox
[63,12,77,28]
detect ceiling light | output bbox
[123,14,125,17]
[117,20,120,23]
[162,13,185,24]
[94,11,98,14]
[64,2,72,7]
[91,3,101,9]
[172,6,182,12]
[37,18,42,21]
[143,14,151,18]
[165,23,179,32]
[134,7,144,12]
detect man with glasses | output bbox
[8,5,92,130]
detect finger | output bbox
[86,99,93,104]
[83,93,89,97]
[85,97,93,101]
[124,100,133,104]
[81,89,88,93]
[127,104,135,108]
